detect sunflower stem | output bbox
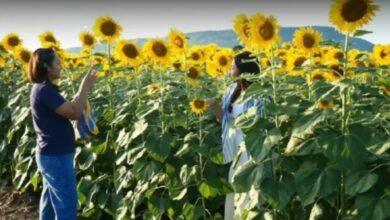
[270,48,279,128]
[198,115,207,220]
[339,32,350,220]
[107,43,113,110]
[159,64,165,134]
[183,53,190,129]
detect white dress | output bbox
[225,103,251,220]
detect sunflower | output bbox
[324,48,344,63]
[147,83,161,95]
[329,0,379,33]
[286,53,308,76]
[93,16,122,43]
[318,99,334,110]
[348,49,370,67]
[143,39,171,65]
[207,49,234,78]
[186,65,202,87]
[13,47,31,66]
[171,57,185,72]
[79,31,96,49]
[115,39,142,67]
[249,13,282,49]
[326,60,353,81]
[190,99,208,115]
[293,27,322,54]
[2,33,23,51]
[168,29,188,54]
[187,46,206,65]
[233,14,251,46]
[38,31,60,48]
[373,44,390,66]
[306,69,326,84]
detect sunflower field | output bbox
[1,0,390,219]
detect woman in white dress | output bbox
[207,51,267,220]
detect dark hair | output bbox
[229,51,260,112]
[234,51,260,75]
[27,48,56,84]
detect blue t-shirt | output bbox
[30,83,75,155]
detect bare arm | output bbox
[55,68,97,120]
[207,99,223,122]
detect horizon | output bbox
[1,0,389,50]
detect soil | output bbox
[0,187,39,220]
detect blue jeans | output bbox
[36,153,78,220]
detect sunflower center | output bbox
[21,51,31,63]
[122,44,138,58]
[341,0,368,22]
[8,37,20,47]
[303,34,315,48]
[278,51,286,57]
[173,62,181,69]
[219,56,228,66]
[312,73,325,81]
[194,100,205,109]
[330,64,344,76]
[380,50,387,59]
[174,37,184,48]
[101,21,117,36]
[191,52,200,61]
[320,100,331,107]
[334,52,344,60]
[258,20,274,40]
[313,52,322,58]
[152,42,167,57]
[84,35,94,46]
[187,67,200,79]
[294,57,306,67]
[45,35,56,43]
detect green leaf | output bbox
[130,118,148,140]
[146,133,172,162]
[171,187,187,200]
[355,195,390,220]
[76,146,97,170]
[116,128,131,148]
[261,174,295,210]
[148,194,171,217]
[233,159,271,192]
[353,29,373,37]
[183,203,204,220]
[294,166,340,206]
[198,180,219,199]
[244,129,266,163]
[345,171,378,196]
[286,112,324,155]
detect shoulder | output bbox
[31,83,58,99]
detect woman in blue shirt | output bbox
[208,51,266,220]
[28,48,97,220]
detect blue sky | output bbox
[0,0,389,50]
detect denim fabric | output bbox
[36,153,78,220]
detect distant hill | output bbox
[67,26,374,54]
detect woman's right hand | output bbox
[82,67,97,89]
[206,98,222,122]
[206,99,218,108]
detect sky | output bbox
[0,0,389,49]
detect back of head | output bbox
[234,51,260,75]
[28,48,56,84]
